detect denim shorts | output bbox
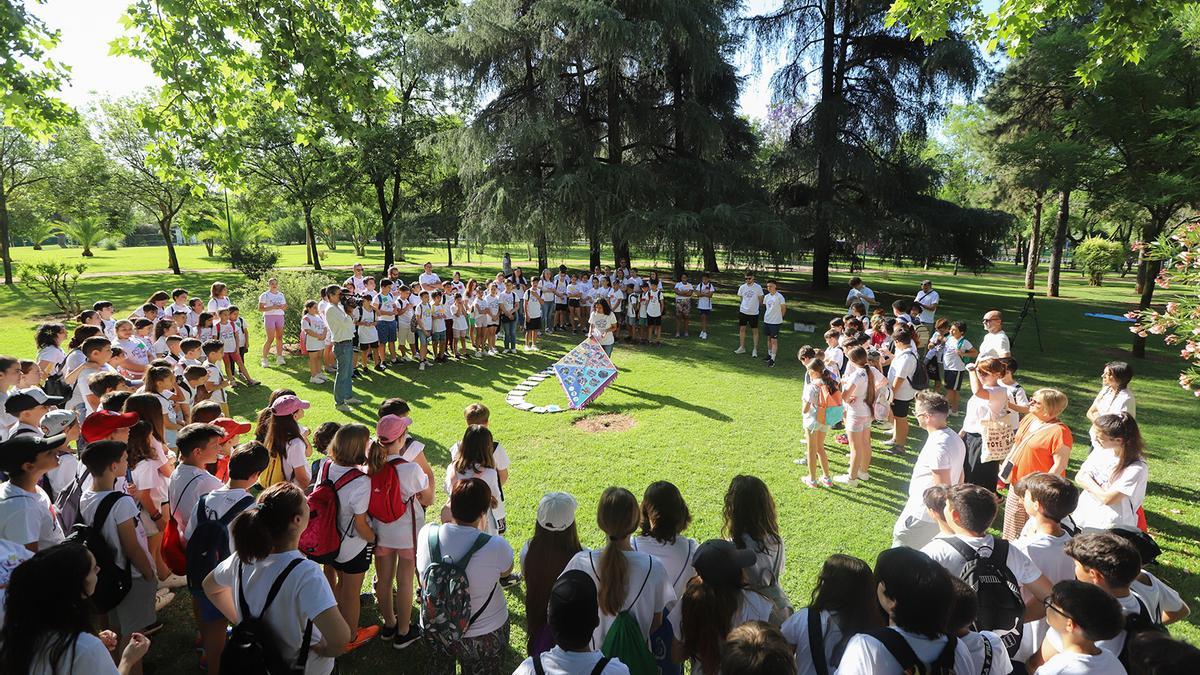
[377,319,397,343]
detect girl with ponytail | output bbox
[802,360,838,487]
[842,346,878,485]
[1073,412,1149,531]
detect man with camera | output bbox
[323,284,361,411]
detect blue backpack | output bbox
[186,493,256,593]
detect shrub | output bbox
[225,243,280,281]
[232,270,331,340]
[17,261,89,316]
[1074,237,1126,286]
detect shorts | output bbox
[397,321,414,345]
[375,545,416,560]
[738,312,759,328]
[192,588,225,622]
[331,545,373,574]
[109,576,156,635]
[377,320,397,343]
[431,331,446,343]
[944,369,967,390]
[891,398,913,417]
[637,317,648,327]
[222,352,239,367]
[675,298,691,316]
[304,339,327,353]
[568,299,581,307]
[139,509,162,537]
[454,328,469,338]
[555,303,568,312]
[263,314,284,331]
[357,341,378,352]
[647,316,662,326]
[844,412,871,433]
[763,323,781,338]
[526,317,542,331]
[698,307,712,315]
[416,331,431,346]
[805,421,830,434]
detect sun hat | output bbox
[270,395,310,417]
[376,415,412,444]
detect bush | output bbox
[224,243,281,281]
[232,270,331,340]
[17,261,89,316]
[1074,237,1126,286]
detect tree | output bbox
[0,2,74,137]
[0,126,57,283]
[1074,236,1126,286]
[54,216,108,257]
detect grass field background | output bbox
[1,243,1196,673]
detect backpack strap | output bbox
[331,467,365,491]
[170,474,205,519]
[590,657,612,675]
[867,628,924,673]
[623,556,654,612]
[942,537,980,565]
[533,655,546,675]
[932,633,958,671]
[220,495,257,526]
[673,540,695,587]
[93,491,128,532]
[981,632,993,675]
[809,609,829,675]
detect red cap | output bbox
[212,417,252,444]
[81,410,140,443]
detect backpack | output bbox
[808,609,856,675]
[943,538,1024,657]
[367,457,409,523]
[532,655,613,675]
[54,468,90,532]
[816,384,843,426]
[220,558,312,675]
[595,553,657,675]
[257,452,293,490]
[298,465,364,564]
[186,493,256,593]
[42,355,72,399]
[906,351,930,391]
[162,474,204,576]
[1117,595,1169,669]
[420,526,496,649]
[873,372,894,422]
[867,628,958,675]
[65,492,133,613]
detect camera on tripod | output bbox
[341,293,366,311]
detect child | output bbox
[318,424,378,650]
[40,409,81,499]
[201,340,230,415]
[625,282,640,343]
[124,394,175,585]
[0,433,67,551]
[178,365,209,413]
[1072,413,1147,532]
[366,415,434,649]
[804,361,838,487]
[677,539,774,674]
[941,320,977,415]
[695,273,715,340]
[376,279,399,364]
[499,279,519,353]
[823,330,845,375]
[484,284,501,354]
[722,622,798,675]
[842,346,878,482]
[998,356,1029,431]
[223,308,258,386]
[186,298,205,331]
[521,492,583,657]
[673,273,693,338]
[176,338,204,376]
[94,300,117,339]
[946,577,1013,675]
[452,293,471,357]
[202,482,351,671]
[632,481,698,675]
[780,554,881,674]
[196,311,216,343]
[310,421,340,480]
[394,285,416,363]
[923,485,954,537]
[151,320,177,358]
[416,291,434,371]
[1038,581,1127,674]
[723,475,790,622]
[302,300,329,384]
[444,425,505,536]
[64,336,114,417]
[260,395,313,491]
[80,439,157,672]
[644,279,664,345]
[429,291,449,363]
[524,280,542,352]
[114,320,150,377]
[514,570,628,675]
[163,334,184,367]
[353,294,383,374]
[142,365,182,444]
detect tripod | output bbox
[1011,292,1044,352]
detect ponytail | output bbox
[679,576,741,673]
[366,437,392,475]
[1095,413,1145,479]
[596,487,640,616]
[848,346,876,407]
[231,483,306,562]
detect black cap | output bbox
[4,387,64,415]
[549,570,600,640]
[0,433,68,474]
[692,539,757,586]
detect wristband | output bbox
[151,512,163,522]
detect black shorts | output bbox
[357,341,378,351]
[945,369,967,390]
[526,317,542,330]
[763,323,781,338]
[738,312,759,328]
[555,303,568,311]
[891,398,913,417]
[568,299,581,307]
[698,308,712,315]
[647,316,662,326]
[330,545,373,574]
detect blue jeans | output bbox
[333,340,354,404]
[541,300,555,328]
[501,320,517,350]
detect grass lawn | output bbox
[1,251,1197,673]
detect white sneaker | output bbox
[794,457,808,465]
[833,474,859,488]
[275,355,286,365]
[419,361,426,371]
[336,404,352,412]
[700,331,707,340]
[309,376,326,384]
[489,349,498,356]
[159,574,188,590]
[734,346,746,354]
[345,397,363,404]
[752,351,758,358]
[859,472,872,482]
[260,358,270,368]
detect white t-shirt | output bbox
[631,535,698,608]
[258,290,287,316]
[562,549,675,650]
[842,365,871,418]
[961,385,1008,435]
[1039,650,1125,675]
[207,296,231,314]
[941,337,973,371]
[674,282,693,300]
[168,463,224,534]
[763,291,785,324]
[118,337,151,366]
[914,290,940,324]
[803,382,822,428]
[513,647,631,675]
[644,290,663,317]
[958,630,1012,675]
[184,487,255,549]
[216,321,238,353]
[1012,529,1076,662]
[781,608,851,675]
[1091,387,1135,418]
[684,590,775,675]
[448,441,510,471]
[46,452,81,502]
[352,306,379,344]
[901,428,966,519]
[445,465,505,533]
[589,312,617,346]
[1072,447,1148,531]
[418,272,442,289]
[1046,572,1185,658]
[37,345,65,369]
[846,286,875,312]
[130,443,169,505]
[0,481,64,549]
[302,314,328,350]
[211,550,338,675]
[370,455,429,550]
[320,463,370,563]
[524,290,543,318]
[839,627,975,675]
[415,523,513,638]
[888,348,918,400]
[696,282,715,311]
[921,535,1044,587]
[29,632,119,675]
[737,283,764,314]
[205,361,226,404]
[978,331,1011,359]
[80,490,151,579]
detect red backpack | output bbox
[368,458,409,523]
[298,464,364,564]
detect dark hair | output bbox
[0,543,96,673]
[93,300,113,311]
[809,554,883,641]
[231,482,307,562]
[449,477,492,523]
[999,356,1019,374]
[35,323,66,351]
[124,392,166,449]
[1015,473,1079,523]
[255,389,298,442]
[228,441,271,480]
[1126,631,1200,674]
[1050,580,1125,642]
[946,483,998,534]
[202,339,223,356]
[184,365,208,381]
[1105,361,1134,390]
[181,338,202,353]
[849,276,862,286]
[923,485,949,518]
[808,360,838,397]
[1093,413,1146,479]
[680,567,744,672]
[596,487,641,616]
[99,391,131,412]
[594,297,612,315]
[1065,532,1142,588]
[68,325,102,350]
[723,475,780,552]
[177,423,224,456]
[312,421,341,456]
[639,481,692,544]
[81,336,112,359]
[171,288,188,300]
[891,299,908,313]
[87,371,125,397]
[523,522,583,653]
[191,401,223,424]
[454,425,495,474]
[722,621,798,675]
[378,398,411,419]
[81,440,127,475]
[874,546,953,638]
[143,364,173,395]
[947,577,978,633]
[264,409,305,463]
[915,391,950,417]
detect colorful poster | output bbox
[553,340,618,409]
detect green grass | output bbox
[1,254,1197,673]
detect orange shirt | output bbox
[1010,415,1073,485]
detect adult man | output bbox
[734,272,765,358]
[761,280,786,367]
[387,265,403,285]
[323,285,360,412]
[344,263,368,293]
[845,276,877,315]
[979,310,1012,358]
[892,392,965,549]
[418,262,442,293]
[914,280,940,328]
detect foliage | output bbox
[54,216,111,257]
[1074,237,1126,285]
[332,204,378,258]
[227,243,280,282]
[7,201,55,249]
[16,260,88,315]
[0,1,75,137]
[1131,223,1200,397]
[232,270,330,340]
[0,124,58,283]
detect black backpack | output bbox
[868,628,958,675]
[907,351,930,391]
[65,492,132,613]
[532,655,613,675]
[42,356,72,399]
[943,538,1024,657]
[1117,595,1169,669]
[54,467,90,532]
[808,608,857,675]
[186,493,256,593]
[221,558,311,675]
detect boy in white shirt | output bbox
[695,273,715,340]
[415,291,435,371]
[734,272,764,357]
[1038,581,1127,675]
[822,329,844,374]
[947,577,1013,675]
[761,280,786,367]
[376,279,400,364]
[1011,473,1080,661]
[644,279,664,345]
[0,433,68,551]
[201,340,230,415]
[168,288,190,319]
[624,282,640,343]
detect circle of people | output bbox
[0,267,1194,675]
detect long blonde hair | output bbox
[596,487,640,616]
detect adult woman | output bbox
[588,298,618,356]
[539,269,556,333]
[1000,388,1072,539]
[959,358,1011,492]
[0,543,150,675]
[204,483,351,674]
[1073,413,1148,532]
[258,277,288,368]
[1086,361,1135,421]
[34,323,67,382]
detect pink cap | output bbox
[270,395,310,417]
[376,415,412,443]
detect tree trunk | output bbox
[1047,190,1070,297]
[0,189,12,285]
[586,211,602,270]
[159,217,181,275]
[536,230,549,271]
[82,246,94,257]
[1025,198,1044,290]
[810,0,837,291]
[1131,257,1161,358]
[203,239,215,256]
[672,239,686,278]
[374,179,395,272]
[702,237,719,273]
[446,237,453,267]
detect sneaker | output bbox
[309,376,325,384]
[835,434,849,445]
[500,572,523,589]
[393,625,422,650]
[344,626,380,652]
[833,474,859,488]
[794,457,808,465]
[767,358,776,368]
[336,404,352,412]
[260,358,270,368]
[820,476,834,487]
[489,349,498,356]
[881,439,897,447]
[154,591,175,611]
[859,472,872,481]
[160,573,188,589]
[802,476,817,488]
[700,331,707,340]
[734,346,746,354]
[752,350,758,358]
[419,361,426,371]
[345,397,363,404]
[275,355,286,366]
[885,445,907,456]
[375,363,387,371]
[141,620,166,636]
[380,624,398,640]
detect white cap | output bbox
[536,492,578,532]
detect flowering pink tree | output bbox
[1130,220,1200,398]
